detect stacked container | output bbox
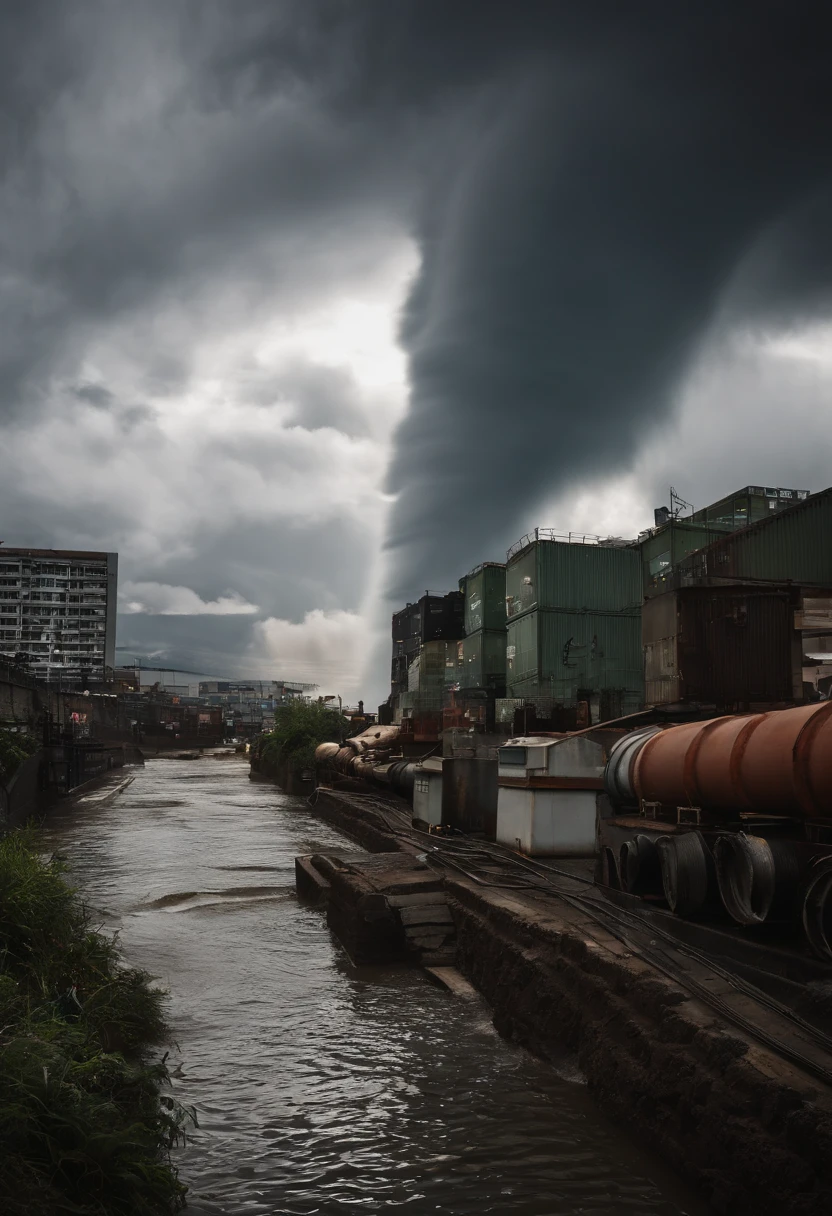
[460,563,507,694]
[504,536,642,719]
[390,591,464,699]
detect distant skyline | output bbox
[2,2,832,704]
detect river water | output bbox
[43,756,709,1216]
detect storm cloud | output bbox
[1,1,832,700]
[380,1,832,591]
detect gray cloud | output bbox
[376,2,832,593]
[276,359,370,438]
[3,1,832,698]
[130,517,375,624]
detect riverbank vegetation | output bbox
[0,726,39,785]
[255,699,348,772]
[0,830,189,1215]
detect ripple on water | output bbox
[42,758,710,1216]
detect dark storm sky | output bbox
[1,1,832,696]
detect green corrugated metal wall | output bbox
[641,521,731,596]
[464,564,506,633]
[537,542,641,613]
[507,608,642,707]
[506,612,538,686]
[690,489,832,586]
[507,540,641,617]
[505,545,537,618]
[461,629,506,689]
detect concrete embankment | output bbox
[296,789,832,1216]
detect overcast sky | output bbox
[2,1,832,704]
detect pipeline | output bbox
[655,831,716,918]
[602,702,832,820]
[603,725,664,807]
[314,726,425,803]
[802,857,832,962]
[713,833,802,927]
[618,833,662,897]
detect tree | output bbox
[257,700,346,771]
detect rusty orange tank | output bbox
[632,702,832,817]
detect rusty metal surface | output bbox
[631,702,832,818]
[643,585,801,709]
[497,775,604,789]
[442,756,498,837]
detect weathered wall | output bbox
[449,878,832,1216]
[2,742,144,827]
[0,663,125,735]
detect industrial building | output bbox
[642,489,832,710]
[504,531,643,721]
[0,548,117,683]
[641,484,811,596]
[391,590,464,699]
[385,482,832,739]
[459,563,507,694]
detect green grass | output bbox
[0,831,191,1215]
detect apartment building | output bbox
[0,548,118,683]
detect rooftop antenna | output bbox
[669,486,693,520]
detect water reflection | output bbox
[43,758,709,1216]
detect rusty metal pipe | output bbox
[630,702,832,818]
[802,858,832,961]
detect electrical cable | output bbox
[311,784,832,1083]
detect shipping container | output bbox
[406,640,462,701]
[463,563,507,633]
[506,607,643,714]
[392,603,420,644]
[688,484,810,529]
[643,585,802,709]
[460,628,506,692]
[392,592,464,648]
[505,535,640,619]
[640,520,732,598]
[676,488,832,589]
[420,591,464,642]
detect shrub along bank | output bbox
[0,728,39,784]
[252,700,348,779]
[0,831,189,1215]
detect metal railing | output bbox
[506,528,609,561]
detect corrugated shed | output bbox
[461,629,506,691]
[507,608,643,708]
[678,487,832,588]
[642,586,801,708]
[506,539,641,618]
[464,563,506,633]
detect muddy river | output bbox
[43,756,709,1215]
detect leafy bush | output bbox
[0,728,39,785]
[0,831,189,1215]
[256,699,347,772]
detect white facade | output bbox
[496,786,598,856]
[495,735,605,857]
[412,758,444,826]
[0,549,118,682]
